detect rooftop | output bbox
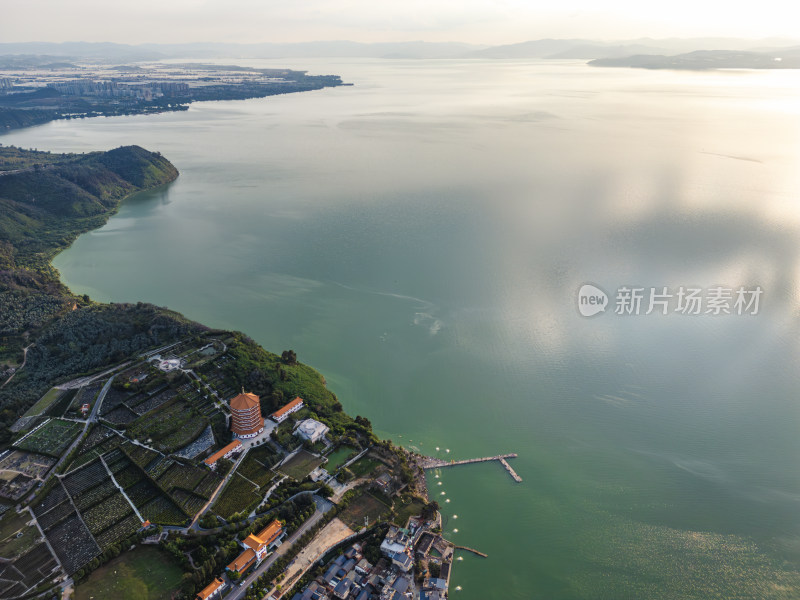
[273,396,303,419]
[242,519,283,553]
[294,418,329,439]
[203,439,242,466]
[227,548,256,574]
[230,391,260,410]
[196,577,225,600]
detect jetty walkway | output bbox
[418,453,522,482]
[455,545,488,558]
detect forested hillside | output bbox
[0,145,196,442]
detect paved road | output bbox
[223,495,333,600]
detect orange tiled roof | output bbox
[227,548,257,574]
[230,392,260,410]
[204,440,242,466]
[196,577,224,600]
[243,519,283,552]
[272,396,303,419]
[243,533,263,552]
[257,520,283,545]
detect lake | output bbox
[5,58,800,598]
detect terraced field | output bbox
[211,473,262,520]
[14,419,83,458]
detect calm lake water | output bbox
[5,58,800,598]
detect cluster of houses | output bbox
[413,527,453,600]
[289,519,454,600]
[290,542,413,600]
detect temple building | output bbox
[230,391,264,438]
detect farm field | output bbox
[0,542,60,598]
[14,419,83,457]
[74,545,183,600]
[211,472,261,520]
[236,444,279,488]
[337,492,391,530]
[276,450,324,481]
[0,510,37,558]
[21,388,64,418]
[125,398,207,453]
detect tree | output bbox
[421,501,440,521]
[280,350,297,365]
[199,513,218,529]
[270,389,285,405]
[429,562,441,578]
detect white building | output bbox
[271,396,304,423]
[293,418,330,443]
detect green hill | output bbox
[0,145,177,275]
[0,145,190,436]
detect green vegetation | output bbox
[0,510,38,558]
[0,108,59,132]
[324,445,356,473]
[0,144,196,446]
[74,545,183,600]
[21,387,64,417]
[212,473,262,520]
[392,494,427,527]
[14,418,83,457]
[337,491,392,530]
[348,456,383,478]
[222,335,375,444]
[0,145,178,275]
[237,444,279,487]
[125,396,207,453]
[275,450,324,481]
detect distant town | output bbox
[0,60,346,130]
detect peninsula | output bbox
[0,145,504,600]
[0,61,346,131]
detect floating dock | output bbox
[498,457,523,482]
[419,453,522,482]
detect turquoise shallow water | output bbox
[5,58,800,598]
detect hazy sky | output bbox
[2,0,797,45]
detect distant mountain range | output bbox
[589,48,800,69]
[1,38,800,68]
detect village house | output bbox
[271,396,304,423]
[203,439,243,469]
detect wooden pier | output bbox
[498,458,523,483]
[455,545,488,558]
[419,453,522,482]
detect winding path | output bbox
[1,344,32,389]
